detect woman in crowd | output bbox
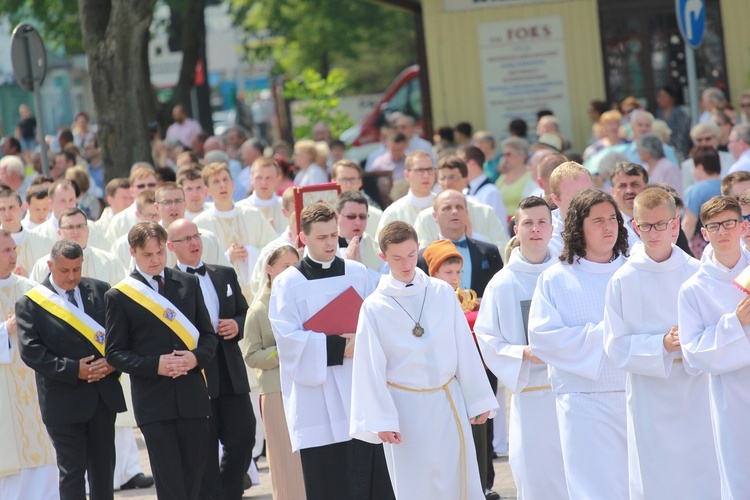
[495,137,537,215]
[243,245,307,500]
[637,133,683,195]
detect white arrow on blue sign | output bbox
[676,0,706,49]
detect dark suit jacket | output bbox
[16,277,126,426]
[104,268,218,426]
[417,238,503,297]
[178,263,250,399]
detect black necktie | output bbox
[66,289,78,307]
[186,265,206,276]
[152,275,166,296]
[405,283,414,287]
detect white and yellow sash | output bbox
[25,284,107,356]
[112,276,199,350]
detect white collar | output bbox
[0,274,14,288]
[405,190,435,208]
[136,265,165,283]
[307,254,335,269]
[249,192,279,207]
[177,261,205,272]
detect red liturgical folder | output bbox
[303,286,363,336]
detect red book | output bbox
[303,286,364,336]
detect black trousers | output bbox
[299,439,395,500]
[45,399,116,500]
[200,393,255,500]
[486,369,499,489]
[140,417,209,500]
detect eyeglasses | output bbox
[135,182,157,190]
[60,223,87,231]
[157,199,185,207]
[336,177,359,185]
[704,219,740,233]
[170,233,202,244]
[741,102,750,108]
[741,214,750,222]
[340,213,368,221]
[635,218,673,232]
[409,167,435,176]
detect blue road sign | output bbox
[676,0,706,49]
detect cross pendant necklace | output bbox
[391,287,428,337]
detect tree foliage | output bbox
[0,0,83,52]
[284,68,354,140]
[229,0,416,94]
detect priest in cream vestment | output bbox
[193,164,276,301]
[0,231,57,499]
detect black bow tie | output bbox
[186,265,206,276]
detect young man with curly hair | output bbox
[528,188,629,499]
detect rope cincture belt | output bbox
[386,378,468,500]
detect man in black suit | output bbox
[417,189,503,297]
[105,221,218,500]
[16,239,125,500]
[167,218,254,500]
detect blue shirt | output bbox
[684,178,722,218]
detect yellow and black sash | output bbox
[25,285,107,356]
[112,276,199,350]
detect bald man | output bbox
[168,219,253,500]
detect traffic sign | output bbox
[676,0,706,49]
[10,23,47,92]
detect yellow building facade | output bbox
[422,0,750,151]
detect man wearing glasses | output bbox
[331,159,383,236]
[335,191,387,284]
[610,162,648,250]
[167,218,253,500]
[604,188,720,499]
[105,164,158,244]
[375,151,436,238]
[678,195,750,497]
[31,207,124,285]
[154,183,230,268]
[32,179,110,251]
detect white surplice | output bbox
[194,204,276,300]
[103,203,138,244]
[528,255,628,500]
[269,258,374,452]
[678,247,750,499]
[32,215,110,251]
[604,245,720,499]
[546,209,564,258]
[375,190,435,239]
[350,269,497,500]
[475,248,566,499]
[237,193,286,235]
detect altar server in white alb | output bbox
[475,196,567,499]
[269,203,394,500]
[193,162,276,301]
[528,188,629,499]
[678,195,750,498]
[236,156,286,235]
[351,221,498,500]
[604,187,720,499]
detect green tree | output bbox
[229,0,416,94]
[284,68,354,140]
[0,0,211,179]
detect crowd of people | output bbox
[2,82,750,500]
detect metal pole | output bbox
[685,41,699,126]
[22,30,48,175]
